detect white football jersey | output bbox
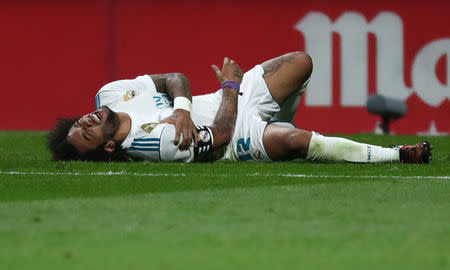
[95,75,174,123]
[123,122,196,162]
[95,75,219,162]
[94,65,293,163]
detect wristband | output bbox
[173,96,192,112]
[222,81,243,96]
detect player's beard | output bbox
[82,106,127,162]
[101,106,120,141]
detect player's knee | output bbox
[291,51,313,78]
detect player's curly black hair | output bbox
[47,117,129,162]
[47,117,80,161]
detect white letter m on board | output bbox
[295,12,413,106]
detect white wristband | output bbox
[173,97,192,112]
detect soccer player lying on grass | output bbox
[48,52,433,164]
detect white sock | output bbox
[306,133,399,163]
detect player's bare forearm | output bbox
[210,88,239,149]
[209,57,244,149]
[150,73,192,101]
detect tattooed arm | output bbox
[160,58,242,151]
[207,57,242,149]
[151,58,242,162]
[150,73,192,100]
[150,73,198,150]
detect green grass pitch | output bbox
[0,131,449,270]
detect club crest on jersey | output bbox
[141,123,158,133]
[123,90,140,101]
[199,130,211,143]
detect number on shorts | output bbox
[237,138,253,161]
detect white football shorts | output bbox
[192,65,298,162]
[225,65,297,162]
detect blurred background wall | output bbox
[1,0,448,134]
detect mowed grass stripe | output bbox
[1,170,449,180]
[1,173,450,270]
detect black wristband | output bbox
[194,126,214,157]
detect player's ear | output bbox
[104,140,116,153]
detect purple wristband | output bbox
[222,81,243,96]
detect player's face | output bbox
[67,106,120,154]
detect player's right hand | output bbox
[160,111,199,150]
[211,57,243,84]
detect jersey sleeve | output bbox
[95,75,157,109]
[159,124,195,162]
[126,123,218,163]
[159,125,216,162]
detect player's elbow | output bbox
[165,72,190,88]
[169,72,189,83]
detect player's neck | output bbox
[113,112,131,143]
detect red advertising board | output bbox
[1,0,449,135]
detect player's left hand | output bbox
[160,109,199,150]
